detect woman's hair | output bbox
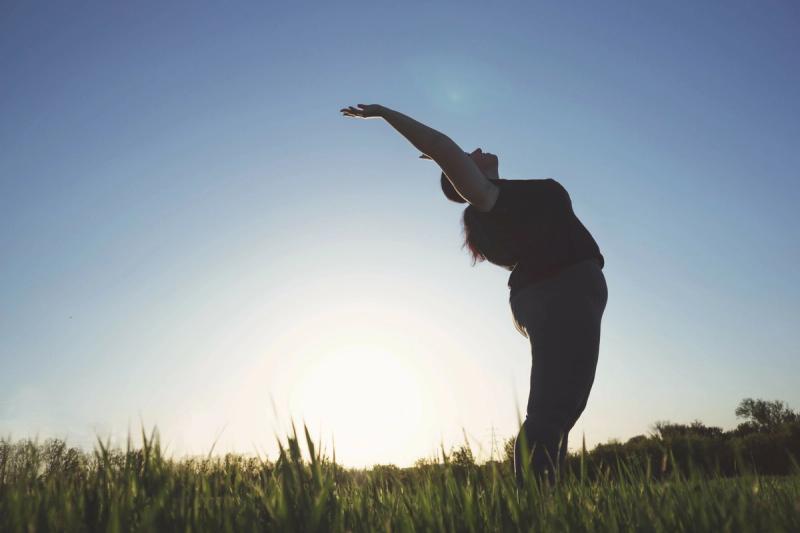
[460,205,517,269]
[461,206,487,266]
[440,171,516,268]
[440,172,467,203]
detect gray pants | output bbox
[510,258,608,485]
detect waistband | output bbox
[509,256,602,301]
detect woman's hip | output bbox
[510,259,607,338]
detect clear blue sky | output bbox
[2,0,799,467]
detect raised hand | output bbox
[340,103,385,119]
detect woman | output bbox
[340,104,608,486]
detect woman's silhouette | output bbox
[340,104,608,486]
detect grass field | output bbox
[2,424,799,532]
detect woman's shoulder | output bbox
[495,177,562,188]
[474,178,556,218]
[494,178,567,199]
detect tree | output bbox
[652,420,723,440]
[735,398,799,431]
[450,444,475,468]
[503,437,516,464]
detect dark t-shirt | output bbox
[469,178,604,299]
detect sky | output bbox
[1,0,799,468]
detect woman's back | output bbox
[465,178,604,298]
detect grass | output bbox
[1,424,799,532]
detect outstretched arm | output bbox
[340,104,499,212]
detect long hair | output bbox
[440,172,517,269]
[461,205,518,270]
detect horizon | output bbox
[2,394,784,469]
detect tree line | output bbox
[2,398,798,482]
[503,398,800,480]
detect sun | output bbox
[288,343,430,467]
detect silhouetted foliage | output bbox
[1,398,799,531]
[566,398,800,481]
[652,420,723,440]
[735,398,800,432]
[450,444,475,468]
[503,437,515,465]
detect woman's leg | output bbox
[514,417,567,486]
[512,260,607,487]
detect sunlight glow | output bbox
[289,343,427,467]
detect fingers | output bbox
[340,104,367,118]
[340,103,378,118]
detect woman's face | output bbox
[469,148,499,179]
